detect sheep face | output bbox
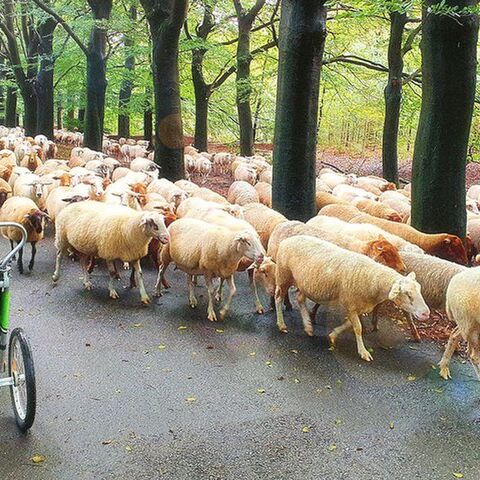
[234,231,265,264]
[366,239,406,272]
[388,272,430,321]
[224,204,244,218]
[253,258,276,296]
[430,234,468,265]
[25,210,47,234]
[140,213,169,244]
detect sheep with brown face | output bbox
[0,196,47,273]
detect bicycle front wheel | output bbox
[9,328,36,431]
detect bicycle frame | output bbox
[0,223,27,373]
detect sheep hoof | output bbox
[84,282,93,291]
[219,309,227,321]
[154,291,162,298]
[28,263,34,271]
[328,333,337,346]
[305,328,314,337]
[207,312,217,322]
[52,274,59,283]
[256,307,265,315]
[214,294,222,303]
[189,299,197,308]
[439,366,451,380]
[360,350,373,362]
[278,327,288,334]
[109,290,120,299]
[141,296,151,305]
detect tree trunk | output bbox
[382,12,406,186]
[56,104,63,129]
[272,0,327,221]
[5,86,17,127]
[143,0,188,181]
[236,19,254,156]
[192,49,210,152]
[143,87,153,146]
[35,18,57,139]
[83,0,112,151]
[22,86,38,136]
[411,0,478,238]
[117,6,136,139]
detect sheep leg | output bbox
[188,275,197,308]
[107,261,120,299]
[284,291,293,311]
[16,242,24,274]
[439,327,461,380]
[129,267,137,288]
[328,319,351,346]
[406,312,421,343]
[205,275,218,322]
[274,286,288,334]
[52,249,63,282]
[310,303,320,322]
[296,291,314,337]
[215,279,224,303]
[154,261,169,297]
[248,269,264,314]
[350,313,373,362]
[80,255,93,290]
[28,242,36,271]
[9,240,16,260]
[133,260,150,304]
[220,275,237,321]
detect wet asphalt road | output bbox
[0,234,479,480]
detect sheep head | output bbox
[253,257,276,297]
[140,212,169,244]
[429,234,468,266]
[234,230,265,264]
[388,272,430,321]
[24,209,48,233]
[366,237,406,273]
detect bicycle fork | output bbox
[0,289,10,373]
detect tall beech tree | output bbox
[411,0,478,238]
[33,0,112,150]
[382,7,421,185]
[272,0,327,221]
[233,0,266,156]
[1,0,39,135]
[117,5,136,139]
[36,9,57,138]
[141,0,189,181]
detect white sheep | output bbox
[147,178,188,206]
[273,235,429,361]
[53,201,169,303]
[156,218,265,321]
[332,184,378,202]
[234,164,257,185]
[439,268,480,380]
[227,181,260,206]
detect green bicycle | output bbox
[0,222,36,431]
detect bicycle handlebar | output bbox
[0,223,28,270]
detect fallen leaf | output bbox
[101,440,113,445]
[294,378,300,384]
[327,443,337,452]
[178,326,187,330]
[407,375,416,382]
[328,346,335,351]
[158,344,166,350]
[31,454,46,464]
[389,422,395,430]
[452,474,464,479]
[256,388,266,394]
[335,419,343,426]
[131,323,143,328]
[249,352,256,357]
[302,426,311,433]
[290,349,299,354]
[432,388,444,394]
[265,361,272,367]
[215,328,224,333]
[125,446,133,453]
[206,345,214,350]
[185,396,197,403]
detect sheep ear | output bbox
[444,237,451,244]
[388,281,401,300]
[407,271,416,281]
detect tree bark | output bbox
[236,17,255,156]
[382,12,406,186]
[272,0,327,221]
[411,0,478,238]
[117,6,136,139]
[5,86,17,127]
[143,87,153,146]
[35,17,57,138]
[83,0,112,151]
[142,0,188,181]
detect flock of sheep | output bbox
[0,124,479,382]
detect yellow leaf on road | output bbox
[125,446,133,453]
[215,328,224,333]
[178,326,187,330]
[158,344,166,350]
[327,444,337,452]
[453,473,464,479]
[31,454,46,464]
[186,396,197,403]
[407,375,416,382]
[101,440,113,445]
[256,388,266,394]
[302,426,311,433]
[131,323,143,328]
